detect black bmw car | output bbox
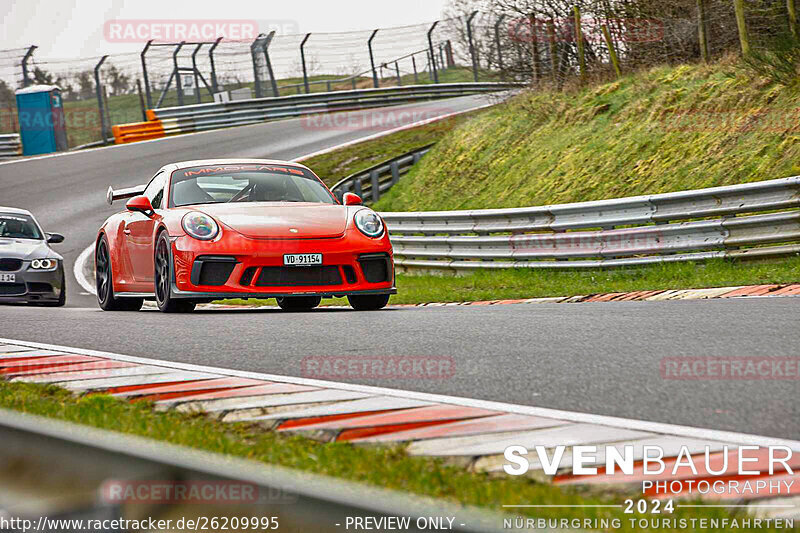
[0,207,66,306]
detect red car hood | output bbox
[197,203,348,239]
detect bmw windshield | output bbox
[170,164,337,207]
[0,213,43,240]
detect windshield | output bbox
[170,164,336,207]
[0,213,42,240]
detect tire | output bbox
[276,295,322,311]
[347,293,390,311]
[154,231,196,313]
[96,236,143,311]
[40,269,66,307]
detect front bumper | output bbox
[169,232,395,300]
[0,264,63,304]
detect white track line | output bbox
[72,101,497,298]
[73,243,96,295]
[2,336,798,451]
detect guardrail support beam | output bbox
[300,33,312,94]
[140,40,153,109]
[21,45,37,87]
[94,55,109,144]
[209,37,222,94]
[261,31,279,97]
[467,11,480,82]
[427,21,440,83]
[173,42,186,105]
[250,35,264,98]
[368,29,380,88]
[191,43,204,103]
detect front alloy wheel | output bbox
[154,232,195,313]
[347,293,390,311]
[276,295,322,311]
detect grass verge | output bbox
[301,107,487,188]
[0,381,790,532]
[372,58,800,213]
[218,257,800,307]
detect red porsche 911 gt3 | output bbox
[96,159,395,313]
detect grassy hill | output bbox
[373,58,800,212]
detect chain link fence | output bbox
[0,2,793,147]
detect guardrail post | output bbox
[173,42,185,105]
[250,35,263,98]
[390,160,400,186]
[94,55,109,144]
[467,11,480,81]
[368,29,380,88]
[395,62,401,86]
[261,31,278,97]
[353,177,363,198]
[21,45,36,87]
[140,40,153,109]
[209,37,222,94]
[370,169,380,202]
[494,15,506,73]
[191,43,203,104]
[412,55,419,83]
[300,33,312,94]
[136,79,146,121]
[427,21,440,83]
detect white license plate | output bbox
[0,274,15,283]
[283,253,322,266]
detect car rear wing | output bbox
[106,185,146,205]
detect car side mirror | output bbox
[126,195,154,217]
[46,233,64,244]
[343,193,362,206]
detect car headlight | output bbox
[182,211,219,240]
[29,259,58,271]
[354,209,385,238]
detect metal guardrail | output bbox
[330,144,434,204]
[114,83,518,144]
[0,134,22,159]
[381,176,800,270]
[0,408,511,532]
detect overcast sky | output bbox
[1,0,448,59]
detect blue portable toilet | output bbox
[15,85,68,156]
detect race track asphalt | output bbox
[2,297,798,440]
[0,93,798,442]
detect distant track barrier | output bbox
[331,144,434,204]
[381,176,800,270]
[111,83,519,144]
[0,134,22,159]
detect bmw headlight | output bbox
[182,211,219,240]
[29,258,58,271]
[354,209,385,238]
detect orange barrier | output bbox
[111,120,165,144]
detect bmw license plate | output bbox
[284,253,322,266]
[0,274,14,283]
